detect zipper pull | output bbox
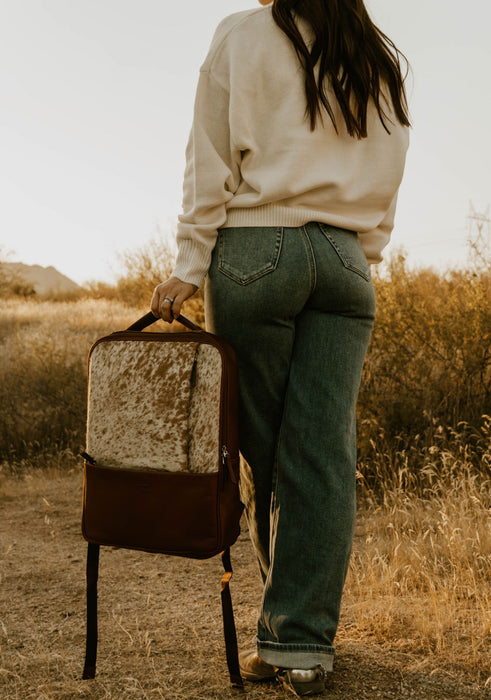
[80,451,97,465]
[221,445,229,467]
[221,445,238,484]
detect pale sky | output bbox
[1,0,490,285]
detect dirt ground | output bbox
[0,471,488,700]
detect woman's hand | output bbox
[150,276,198,323]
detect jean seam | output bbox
[300,225,317,294]
[269,420,283,560]
[258,640,335,653]
[317,223,370,281]
[262,390,288,625]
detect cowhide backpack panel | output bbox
[87,338,222,474]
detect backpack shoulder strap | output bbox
[82,542,100,679]
[82,542,243,686]
[221,548,244,688]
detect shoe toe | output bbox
[239,649,277,681]
[278,665,327,696]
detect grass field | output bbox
[0,283,489,697]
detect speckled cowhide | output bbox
[87,339,222,473]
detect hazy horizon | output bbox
[1,0,490,285]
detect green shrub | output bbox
[357,251,490,487]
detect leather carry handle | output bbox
[126,311,202,332]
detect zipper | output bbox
[221,445,229,467]
[221,445,238,484]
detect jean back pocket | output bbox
[217,226,283,285]
[318,224,371,281]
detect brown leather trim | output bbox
[82,463,242,558]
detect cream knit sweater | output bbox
[172,6,409,288]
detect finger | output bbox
[171,285,198,319]
[150,289,161,317]
[170,291,189,319]
[160,296,175,323]
[151,283,171,318]
[171,298,182,320]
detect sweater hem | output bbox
[225,204,357,232]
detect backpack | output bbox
[81,311,244,687]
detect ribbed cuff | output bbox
[172,239,212,288]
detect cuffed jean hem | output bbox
[257,639,335,672]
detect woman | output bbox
[151,0,410,695]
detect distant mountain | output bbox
[3,262,81,295]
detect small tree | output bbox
[115,236,175,306]
[112,234,205,324]
[0,248,36,298]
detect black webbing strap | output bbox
[82,542,100,679]
[220,548,244,689]
[82,542,242,685]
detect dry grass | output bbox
[346,420,491,678]
[348,464,490,672]
[0,471,488,699]
[359,255,490,471]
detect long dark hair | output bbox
[272,0,411,138]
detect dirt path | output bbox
[0,472,487,699]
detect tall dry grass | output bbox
[0,299,145,470]
[347,433,490,675]
[357,254,490,488]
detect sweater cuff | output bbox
[172,238,213,289]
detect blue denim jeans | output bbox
[204,222,376,672]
